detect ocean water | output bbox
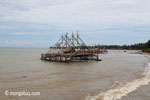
[0,48,149,100]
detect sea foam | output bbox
[86,62,150,100]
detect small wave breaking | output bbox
[86,62,150,100]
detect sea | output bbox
[0,48,150,100]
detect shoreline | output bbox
[141,52,150,55]
[86,51,150,100]
[121,53,150,100]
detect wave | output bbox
[86,62,150,100]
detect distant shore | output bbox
[141,52,150,55]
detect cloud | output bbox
[4,40,9,44]
[0,0,150,29]
[12,40,32,46]
[0,0,150,47]
[22,41,32,45]
[1,40,32,47]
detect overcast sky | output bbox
[0,0,150,48]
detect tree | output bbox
[147,40,150,48]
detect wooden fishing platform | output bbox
[41,32,107,62]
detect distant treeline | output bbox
[102,40,150,52]
[49,40,150,53]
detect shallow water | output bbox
[0,48,149,100]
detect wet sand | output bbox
[121,84,150,100]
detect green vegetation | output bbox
[103,40,150,52]
[143,48,150,52]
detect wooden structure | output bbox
[41,32,106,62]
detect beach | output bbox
[0,48,149,100]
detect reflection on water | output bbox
[0,48,149,100]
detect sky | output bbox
[0,0,150,48]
